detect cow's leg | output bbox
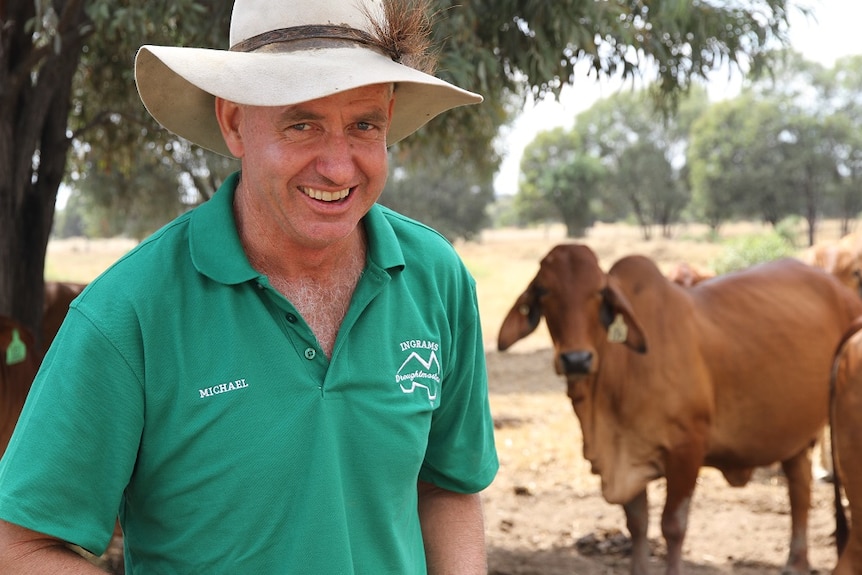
[833,551,855,575]
[780,448,812,575]
[661,454,701,575]
[623,488,650,575]
[812,425,833,482]
[660,495,691,575]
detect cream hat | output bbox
[134,0,482,157]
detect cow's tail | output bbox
[830,316,862,557]
[830,405,848,557]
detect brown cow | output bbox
[798,242,862,298]
[498,244,862,575]
[829,316,862,575]
[797,242,862,482]
[0,317,41,455]
[666,261,715,287]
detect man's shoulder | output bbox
[373,205,457,256]
[111,214,192,274]
[77,214,196,309]
[369,206,476,297]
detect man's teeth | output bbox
[303,188,350,202]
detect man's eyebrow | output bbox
[277,107,324,124]
[360,109,390,124]
[277,105,390,123]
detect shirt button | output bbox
[286,313,297,323]
[304,348,316,360]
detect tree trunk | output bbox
[0,0,88,351]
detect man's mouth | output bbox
[301,187,350,202]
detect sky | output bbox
[493,1,862,197]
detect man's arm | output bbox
[417,480,488,575]
[0,520,106,574]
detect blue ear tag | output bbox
[6,329,27,365]
[607,314,628,343]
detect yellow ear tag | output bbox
[6,329,27,366]
[607,314,628,343]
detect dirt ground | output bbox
[49,221,850,574]
[482,347,840,575]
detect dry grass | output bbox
[45,238,138,284]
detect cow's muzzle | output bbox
[558,350,593,375]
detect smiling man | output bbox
[0,1,498,573]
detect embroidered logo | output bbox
[396,340,441,404]
[198,378,248,399]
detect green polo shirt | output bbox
[0,172,498,574]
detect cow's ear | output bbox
[498,287,543,351]
[600,282,648,354]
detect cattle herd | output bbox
[3,233,862,574]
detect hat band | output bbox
[230,25,395,59]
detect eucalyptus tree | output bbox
[687,95,788,232]
[1,0,803,343]
[566,86,707,238]
[777,112,842,246]
[742,50,859,243]
[69,152,188,240]
[518,127,605,237]
[612,141,682,240]
[380,153,493,242]
[816,55,862,235]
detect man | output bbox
[0,0,499,572]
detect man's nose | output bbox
[315,133,356,184]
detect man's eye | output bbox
[356,121,374,131]
[290,123,309,131]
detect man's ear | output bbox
[215,97,245,158]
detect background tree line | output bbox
[513,50,862,246]
[2,0,800,344]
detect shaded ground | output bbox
[482,348,840,575]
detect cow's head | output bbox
[824,247,862,297]
[498,244,647,377]
[499,246,677,504]
[801,244,862,299]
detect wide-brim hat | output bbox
[134,0,483,157]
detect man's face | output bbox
[221,84,394,250]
